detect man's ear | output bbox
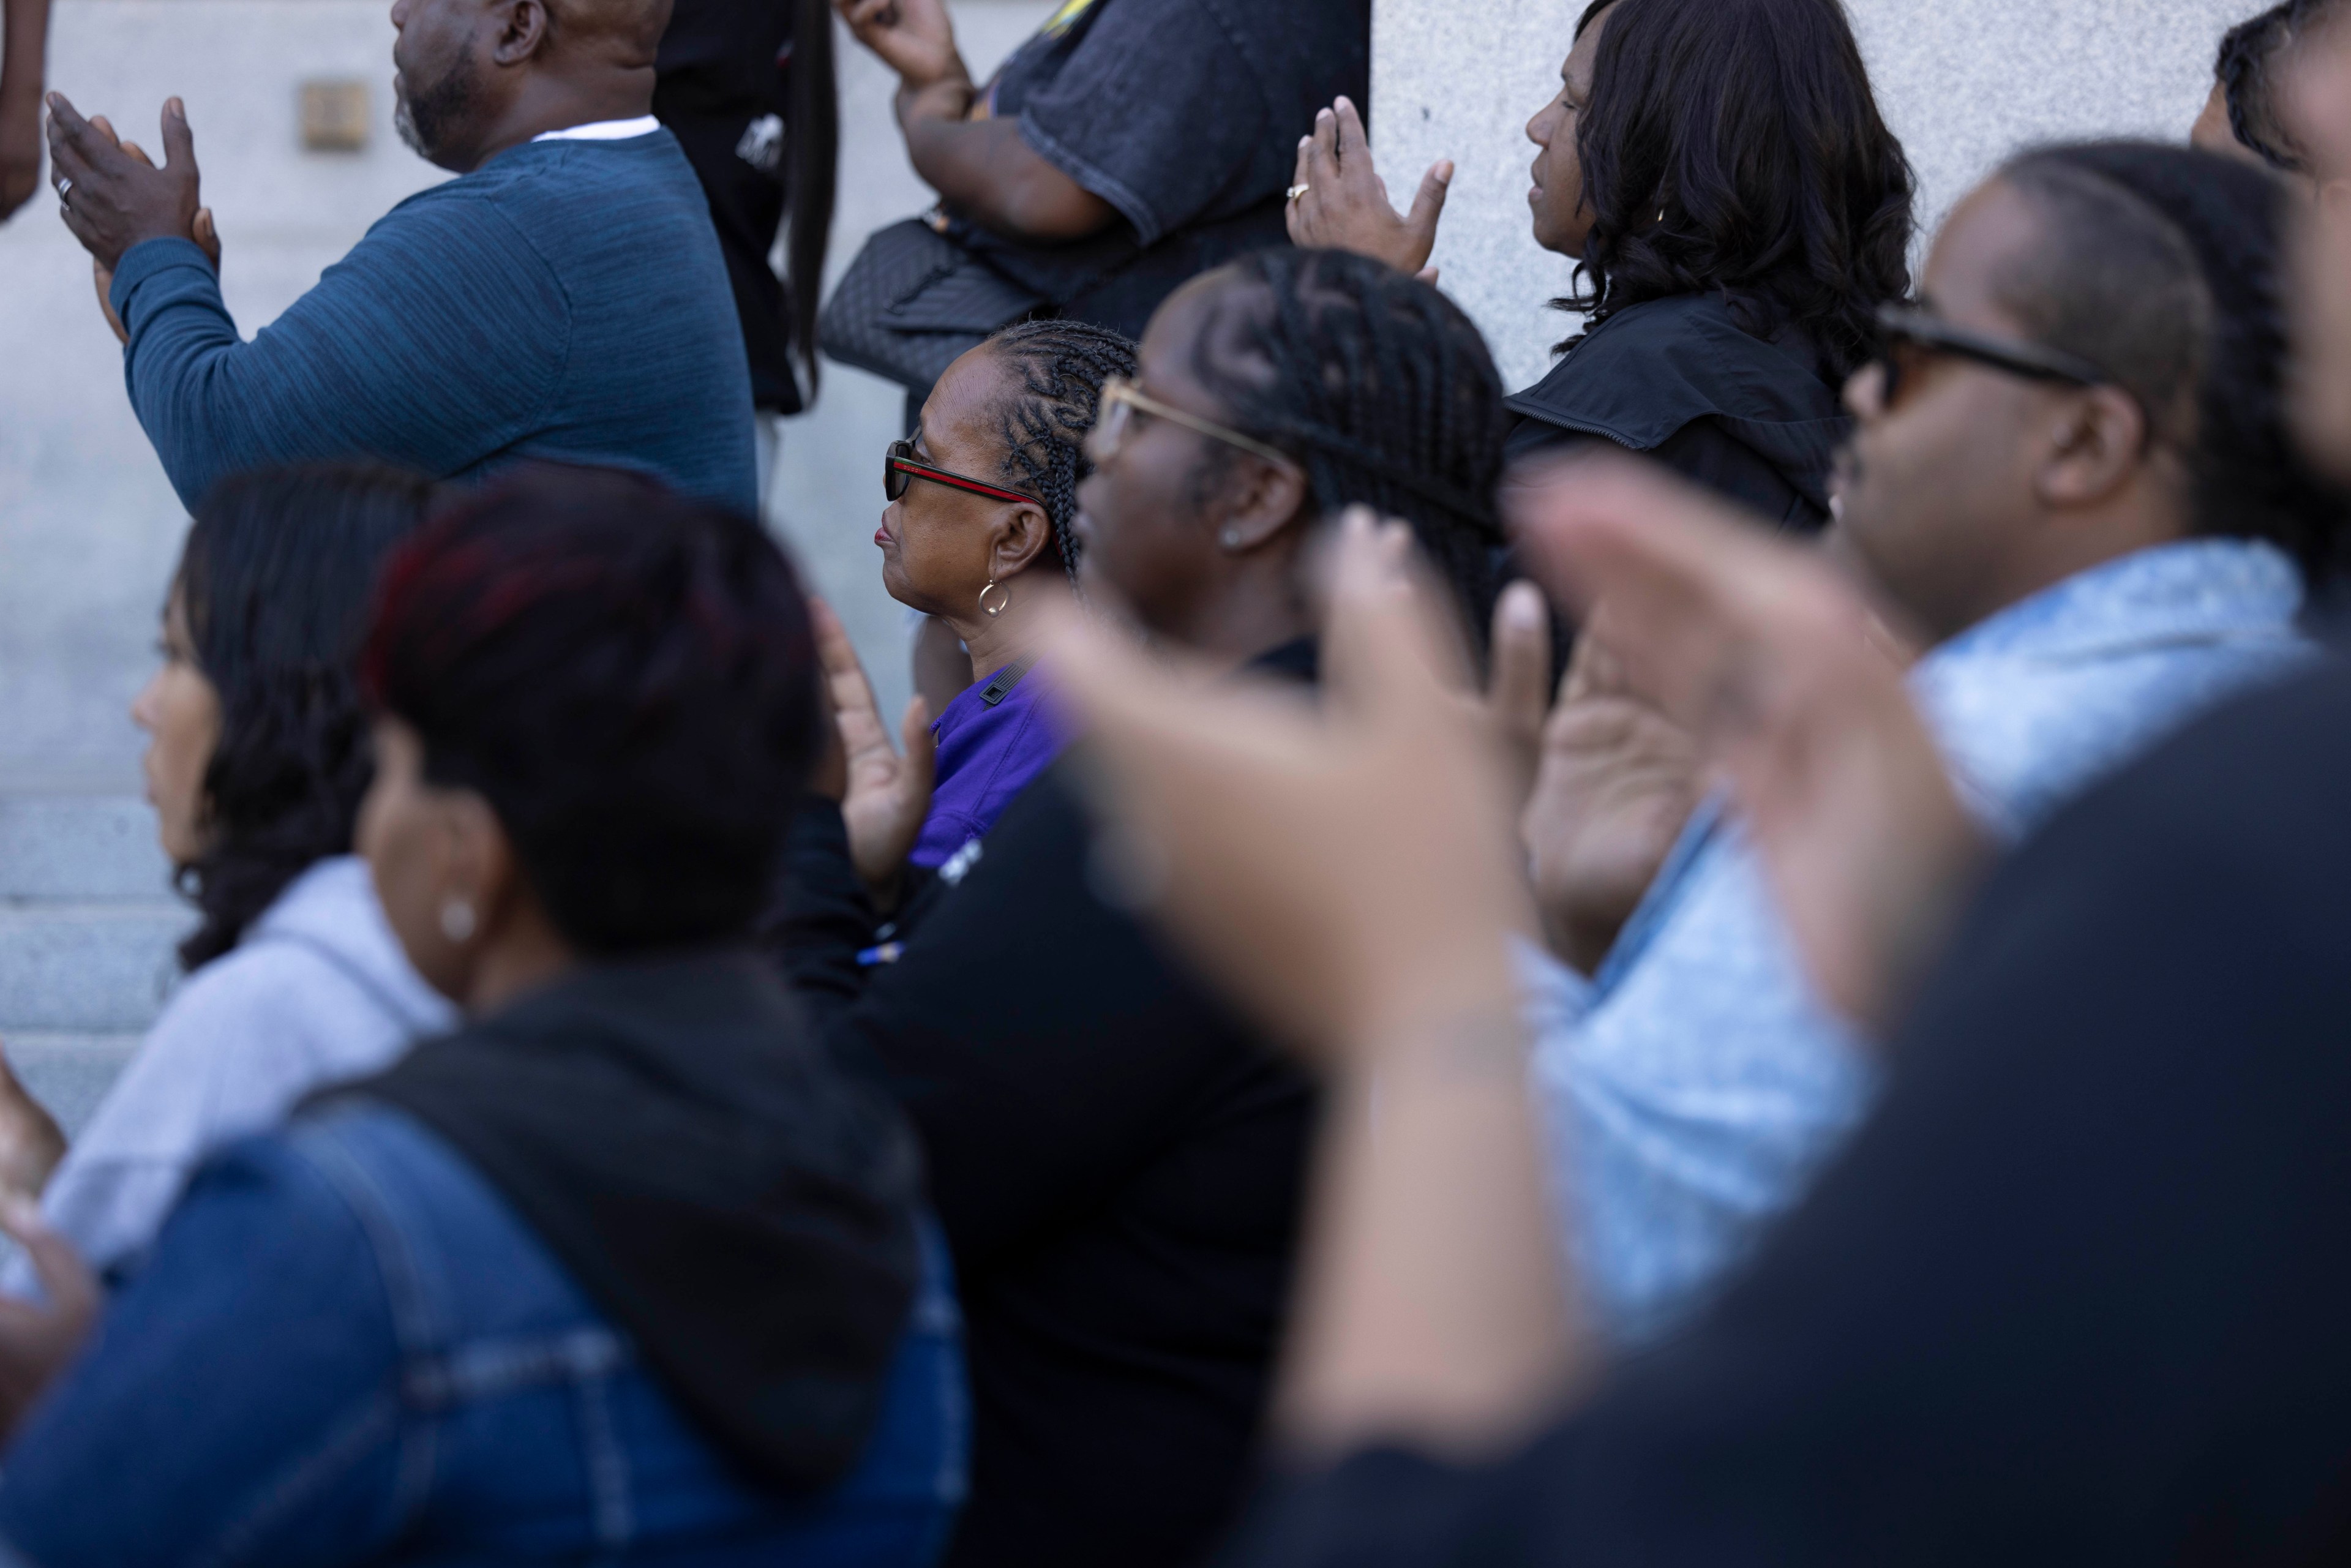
[989,502,1058,580]
[489,0,551,66]
[1210,456,1313,553]
[2033,384,2149,509]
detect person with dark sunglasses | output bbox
[1500,140,2350,1357]
[843,319,1135,906]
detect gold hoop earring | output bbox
[978,580,1010,618]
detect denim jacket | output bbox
[1528,539,2315,1346]
[0,1102,967,1566]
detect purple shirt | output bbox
[909,659,1063,869]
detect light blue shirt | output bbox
[1528,538,2314,1346]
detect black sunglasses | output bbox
[885,439,1038,506]
[1872,302,2113,406]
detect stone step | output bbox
[0,905,188,1035]
[0,795,173,904]
[3,1033,143,1140]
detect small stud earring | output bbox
[440,897,477,944]
[1220,528,1243,550]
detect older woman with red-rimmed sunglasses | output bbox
[855,319,1136,889]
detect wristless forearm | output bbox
[0,0,50,99]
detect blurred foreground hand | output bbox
[1039,507,1532,1063]
[1510,455,1982,1035]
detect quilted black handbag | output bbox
[819,215,1049,392]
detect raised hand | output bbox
[810,598,935,910]
[45,93,202,270]
[1521,618,1705,975]
[83,113,218,344]
[0,1196,97,1443]
[1286,97,1451,282]
[836,0,969,94]
[1510,456,1981,1034]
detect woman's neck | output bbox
[949,571,1073,687]
[1182,566,1317,677]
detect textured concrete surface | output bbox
[1373,0,2258,395]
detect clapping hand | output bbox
[1521,617,1706,975]
[1287,97,1452,284]
[46,94,206,272]
[75,111,218,345]
[808,598,936,912]
[836,0,970,97]
[1510,456,1981,1034]
[0,1196,97,1444]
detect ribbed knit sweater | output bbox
[110,130,757,514]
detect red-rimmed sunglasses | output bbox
[885,439,1037,506]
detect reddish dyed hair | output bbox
[363,464,825,954]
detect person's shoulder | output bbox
[1507,294,1839,449]
[2083,652,2351,830]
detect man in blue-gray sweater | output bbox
[42,0,757,514]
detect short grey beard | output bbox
[393,61,479,162]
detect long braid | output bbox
[1190,249,1512,649]
[986,319,1139,590]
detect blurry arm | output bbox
[111,196,564,508]
[0,0,48,219]
[835,0,1116,243]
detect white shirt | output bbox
[533,116,662,143]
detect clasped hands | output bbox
[43,92,219,344]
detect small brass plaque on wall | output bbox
[300,80,369,152]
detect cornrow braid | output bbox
[1188,249,1512,650]
[985,318,1140,590]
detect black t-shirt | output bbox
[653,0,801,411]
[951,0,1370,339]
[1225,652,2351,1566]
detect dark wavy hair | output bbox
[361,465,827,955]
[1559,0,1915,378]
[2214,0,2345,173]
[1997,142,2350,582]
[1187,249,1512,650]
[174,465,437,969]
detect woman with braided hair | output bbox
[767,247,1532,1568]
[857,317,1135,883]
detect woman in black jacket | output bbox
[765,247,1526,1568]
[1289,0,1914,531]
